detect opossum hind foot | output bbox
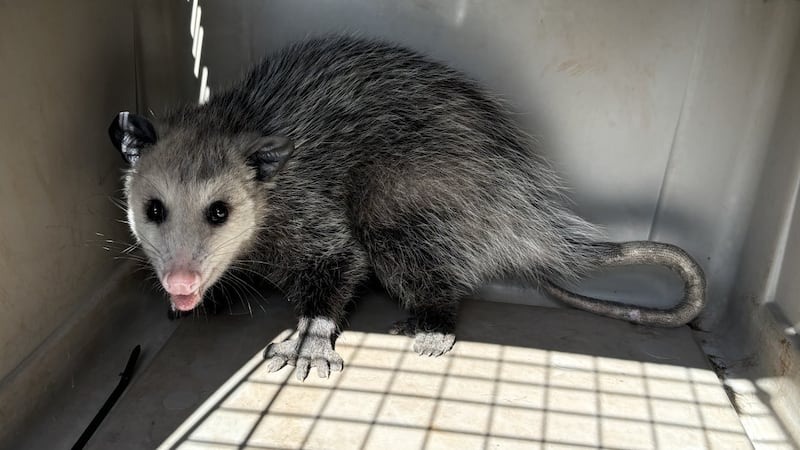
[390,317,456,357]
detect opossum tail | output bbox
[542,241,706,327]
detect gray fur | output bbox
[112,35,705,380]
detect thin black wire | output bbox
[72,345,141,450]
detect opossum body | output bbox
[109,35,705,381]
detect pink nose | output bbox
[163,270,201,295]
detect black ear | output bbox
[108,112,158,165]
[246,136,295,181]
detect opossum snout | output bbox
[164,270,201,295]
[163,270,203,311]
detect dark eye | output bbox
[145,199,166,224]
[206,201,229,225]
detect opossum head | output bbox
[108,112,293,311]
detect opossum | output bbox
[108,35,705,381]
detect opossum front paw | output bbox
[263,337,343,381]
[413,331,455,357]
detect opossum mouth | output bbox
[171,291,202,311]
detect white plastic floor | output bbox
[17,279,752,450]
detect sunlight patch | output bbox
[158,329,753,449]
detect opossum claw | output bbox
[262,335,343,381]
[295,359,311,381]
[263,348,287,373]
[312,359,330,378]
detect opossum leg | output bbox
[264,316,343,380]
[388,317,417,337]
[390,304,457,357]
[363,222,465,357]
[263,251,366,380]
